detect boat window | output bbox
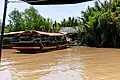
[20,36,34,41]
[11,37,20,42]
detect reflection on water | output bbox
[40,64,84,80]
[1,48,86,80]
[40,56,85,80]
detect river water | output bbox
[1,47,120,80]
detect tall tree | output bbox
[9,8,23,31]
[23,6,41,30]
[8,7,53,32]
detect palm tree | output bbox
[79,0,120,48]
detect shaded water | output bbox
[1,47,120,80]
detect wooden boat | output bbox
[11,30,68,52]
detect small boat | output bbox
[11,30,68,52]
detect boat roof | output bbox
[0,31,24,36]
[17,30,65,36]
[36,31,65,36]
[21,0,92,5]
[0,31,65,37]
[4,31,24,35]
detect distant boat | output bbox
[11,30,68,52]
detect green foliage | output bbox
[77,0,120,48]
[52,21,61,32]
[8,7,54,32]
[7,7,79,33]
[60,17,79,27]
[9,8,23,31]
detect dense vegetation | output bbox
[4,7,79,33]
[7,7,54,32]
[78,0,120,48]
[1,0,120,48]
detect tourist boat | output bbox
[11,30,68,52]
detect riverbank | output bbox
[1,47,120,80]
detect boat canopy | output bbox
[4,31,24,35]
[21,0,92,5]
[36,31,65,36]
[17,30,65,36]
[0,31,24,37]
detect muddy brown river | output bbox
[1,47,120,80]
